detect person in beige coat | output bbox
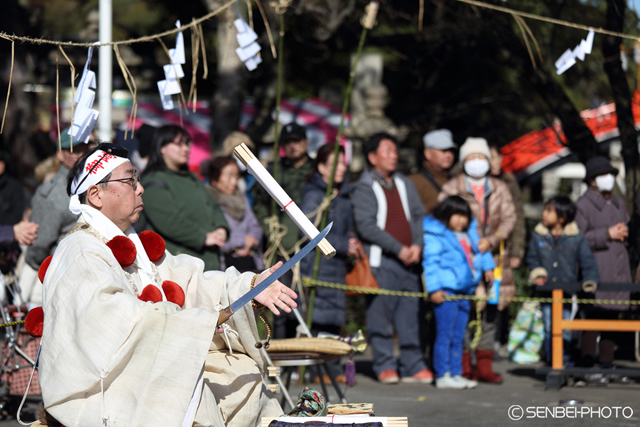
[39,143,295,427]
[438,137,516,384]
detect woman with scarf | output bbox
[208,156,264,272]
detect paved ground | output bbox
[2,356,639,426]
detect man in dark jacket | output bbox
[351,133,432,384]
[575,156,631,368]
[253,122,314,338]
[409,129,456,215]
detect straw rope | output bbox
[0,0,239,48]
[454,0,640,41]
[302,277,640,305]
[0,320,25,328]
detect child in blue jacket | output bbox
[423,196,495,389]
[526,195,599,364]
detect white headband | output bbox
[69,150,130,215]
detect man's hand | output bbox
[398,245,421,266]
[347,238,359,256]
[408,244,422,265]
[430,290,445,305]
[13,221,38,246]
[475,285,487,312]
[608,223,628,241]
[477,238,491,253]
[533,277,547,287]
[510,257,521,269]
[498,284,516,311]
[253,261,298,315]
[398,246,413,266]
[205,228,228,247]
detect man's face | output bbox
[282,138,308,162]
[424,147,455,171]
[0,160,5,176]
[98,163,145,231]
[56,144,89,170]
[369,139,398,176]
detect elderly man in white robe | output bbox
[38,143,296,427]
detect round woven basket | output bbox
[266,338,352,356]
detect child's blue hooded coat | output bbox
[422,215,495,294]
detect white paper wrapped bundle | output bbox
[234,143,336,259]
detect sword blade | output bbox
[227,222,333,317]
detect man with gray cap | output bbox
[409,129,457,214]
[21,130,89,306]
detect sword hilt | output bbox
[216,306,234,326]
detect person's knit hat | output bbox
[423,129,456,150]
[459,137,491,162]
[59,128,85,149]
[584,156,618,181]
[223,131,255,155]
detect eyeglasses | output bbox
[74,143,130,195]
[102,174,140,191]
[169,137,192,147]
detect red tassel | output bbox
[139,231,166,263]
[138,285,162,303]
[38,255,53,283]
[25,307,44,337]
[106,236,137,268]
[162,280,185,307]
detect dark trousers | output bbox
[367,255,426,378]
[580,309,618,366]
[465,304,498,351]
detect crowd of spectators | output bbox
[2,122,640,391]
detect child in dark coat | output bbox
[423,196,495,389]
[526,196,599,363]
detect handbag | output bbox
[345,241,379,296]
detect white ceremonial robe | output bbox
[39,220,282,427]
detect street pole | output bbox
[99,0,112,141]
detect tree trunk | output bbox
[204,1,248,154]
[603,0,638,212]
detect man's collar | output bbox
[370,169,395,190]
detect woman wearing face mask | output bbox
[575,156,631,373]
[438,137,516,384]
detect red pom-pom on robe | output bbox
[38,255,53,283]
[25,307,44,337]
[162,281,185,307]
[139,231,166,263]
[106,236,137,268]
[138,285,163,303]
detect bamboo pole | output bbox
[271,12,285,220]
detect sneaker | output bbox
[377,369,399,384]
[435,372,466,389]
[401,369,434,384]
[453,375,478,389]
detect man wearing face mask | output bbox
[439,137,516,384]
[575,156,630,371]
